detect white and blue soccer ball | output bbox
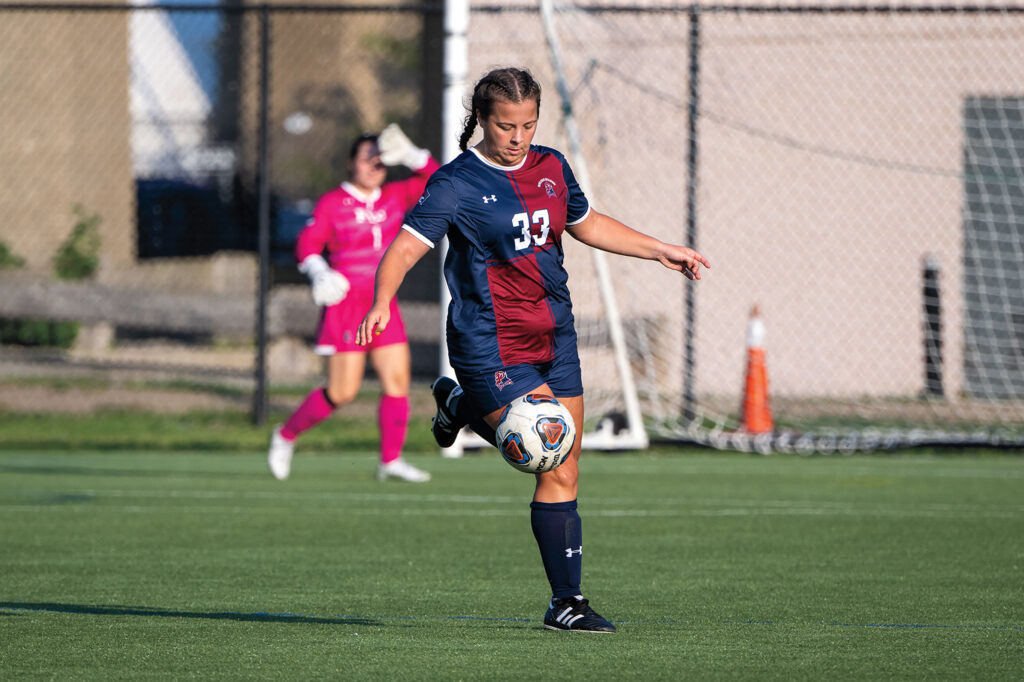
[495,394,576,474]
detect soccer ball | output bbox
[495,394,576,474]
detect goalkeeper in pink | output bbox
[268,125,440,482]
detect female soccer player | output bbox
[357,68,709,631]
[268,125,440,483]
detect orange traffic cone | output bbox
[740,305,774,434]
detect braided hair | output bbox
[458,67,542,152]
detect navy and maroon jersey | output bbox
[402,145,591,373]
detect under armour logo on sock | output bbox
[565,545,582,558]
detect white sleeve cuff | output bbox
[402,224,435,248]
[566,205,592,226]
[298,253,330,277]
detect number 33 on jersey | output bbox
[403,144,589,259]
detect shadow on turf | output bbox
[0,601,386,627]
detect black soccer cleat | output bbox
[430,376,464,448]
[543,596,616,633]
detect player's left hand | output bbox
[658,245,710,280]
[356,304,391,346]
[377,123,430,170]
[310,269,350,306]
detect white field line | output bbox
[4,487,1024,512]
[2,489,523,504]
[576,461,1024,480]
[1,486,1022,519]
[4,456,1023,481]
[0,500,1020,519]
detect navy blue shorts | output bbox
[454,356,584,416]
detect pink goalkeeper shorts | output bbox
[314,288,407,355]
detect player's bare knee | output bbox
[325,386,358,406]
[540,463,578,489]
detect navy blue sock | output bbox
[530,499,583,600]
[453,392,497,446]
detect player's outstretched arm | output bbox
[356,230,432,345]
[566,210,710,280]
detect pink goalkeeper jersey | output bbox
[295,157,440,293]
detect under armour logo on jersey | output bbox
[565,545,582,558]
[482,195,498,203]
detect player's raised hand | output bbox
[658,245,710,280]
[377,123,430,169]
[356,304,391,346]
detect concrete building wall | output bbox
[0,9,135,276]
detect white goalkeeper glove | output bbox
[377,123,430,170]
[298,254,350,307]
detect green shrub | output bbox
[53,205,101,281]
[0,206,100,348]
[0,319,78,348]
[0,241,25,269]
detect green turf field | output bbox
[2,445,1022,680]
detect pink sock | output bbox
[378,394,410,464]
[281,388,335,440]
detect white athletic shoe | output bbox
[267,425,294,480]
[377,458,431,483]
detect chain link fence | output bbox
[2,1,1022,450]
[469,1,1024,451]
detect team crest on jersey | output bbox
[417,189,430,205]
[494,370,513,390]
[537,177,557,198]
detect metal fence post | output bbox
[253,5,271,426]
[683,5,701,422]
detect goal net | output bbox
[464,1,1024,453]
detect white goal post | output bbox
[537,0,649,450]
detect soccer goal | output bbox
[456,1,1024,454]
